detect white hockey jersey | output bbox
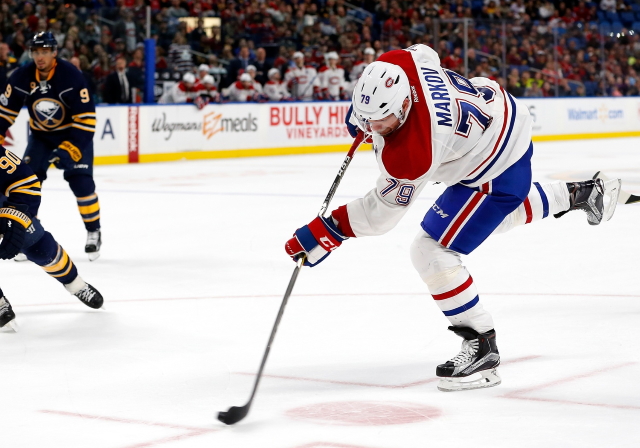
[227,81,259,102]
[284,66,319,101]
[350,61,370,83]
[263,80,290,101]
[318,65,347,99]
[333,44,533,238]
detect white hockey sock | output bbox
[425,266,494,334]
[494,181,570,234]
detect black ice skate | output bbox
[554,177,620,225]
[0,296,17,332]
[85,230,101,261]
[74,283,104,309]
[65,278,104,309]
[436,326,501,392]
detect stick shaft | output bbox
[236,134,364,414]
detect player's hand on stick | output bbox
[49,144,80,170]
[0,204,32,260]
[284,216,347,267]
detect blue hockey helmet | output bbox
[28,31,58,51]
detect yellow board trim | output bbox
[137,144,372,163]
[95,155,129,165]
[92,131,639,166]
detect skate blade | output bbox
[87,251,101,262]
[601,178,621,222]
[1,320,18,333]
[437,369,501,392]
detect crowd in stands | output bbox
[0,0,639,104]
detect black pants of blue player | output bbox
[0,221,103,330]
[23,218,102,308]
[24,137,101,232]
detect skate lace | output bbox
[76,286,96,303]
[449,339,479,366]
[86,232,100,245]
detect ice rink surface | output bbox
[1,137,639,448]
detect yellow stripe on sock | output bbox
[78,203,100,214]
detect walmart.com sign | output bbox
[568,105,624,122]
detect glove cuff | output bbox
[59,141,82,162]
[0,207,32,229]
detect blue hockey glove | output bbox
[0,204,32,260]
[345,104,359,138]
[49,141,82,170]
[284,216,348,267]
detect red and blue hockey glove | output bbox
[0,204,32,260]
[285,216,348,267]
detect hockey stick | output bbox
[217,132,365,426]
[593,171,640,204]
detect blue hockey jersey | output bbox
[0,147,41,216]
[0,58,96,156]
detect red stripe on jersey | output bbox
[432,275,474,300]
[441,193,484,247]
[376,50,433,181]
[481,182,489,193]
[331,205,356,238]
[466,87,509,177]
[523,197,533,224]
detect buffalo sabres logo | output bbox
[32,98,65,129]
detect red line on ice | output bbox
[14,292,640,308]
[39,410,217,448]
[236,355,540,389]
[502,362,640,410]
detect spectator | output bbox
[103,57,134,104]
[251,47,271,85]
[0,43,16,86]
[168,33,193,74]
[226,44,251,87]
[114,9,138,54]
[128,47,145,92]
[524,78,544,97]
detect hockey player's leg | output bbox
[22,228,104,309]
[493,177,620,235]
[65,172,101,261]
[410,231,500,391]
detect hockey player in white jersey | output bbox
[350,47,376,85]
[227,73,259,102]
[245,65,264,94]
[284,52,319,101]
[318,52,347,100]
[285,44,620,392]
[263,68,291,101]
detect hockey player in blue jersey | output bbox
[0,147,103,331]
[0,31,101,261]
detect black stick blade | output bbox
[217,405,249,425]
